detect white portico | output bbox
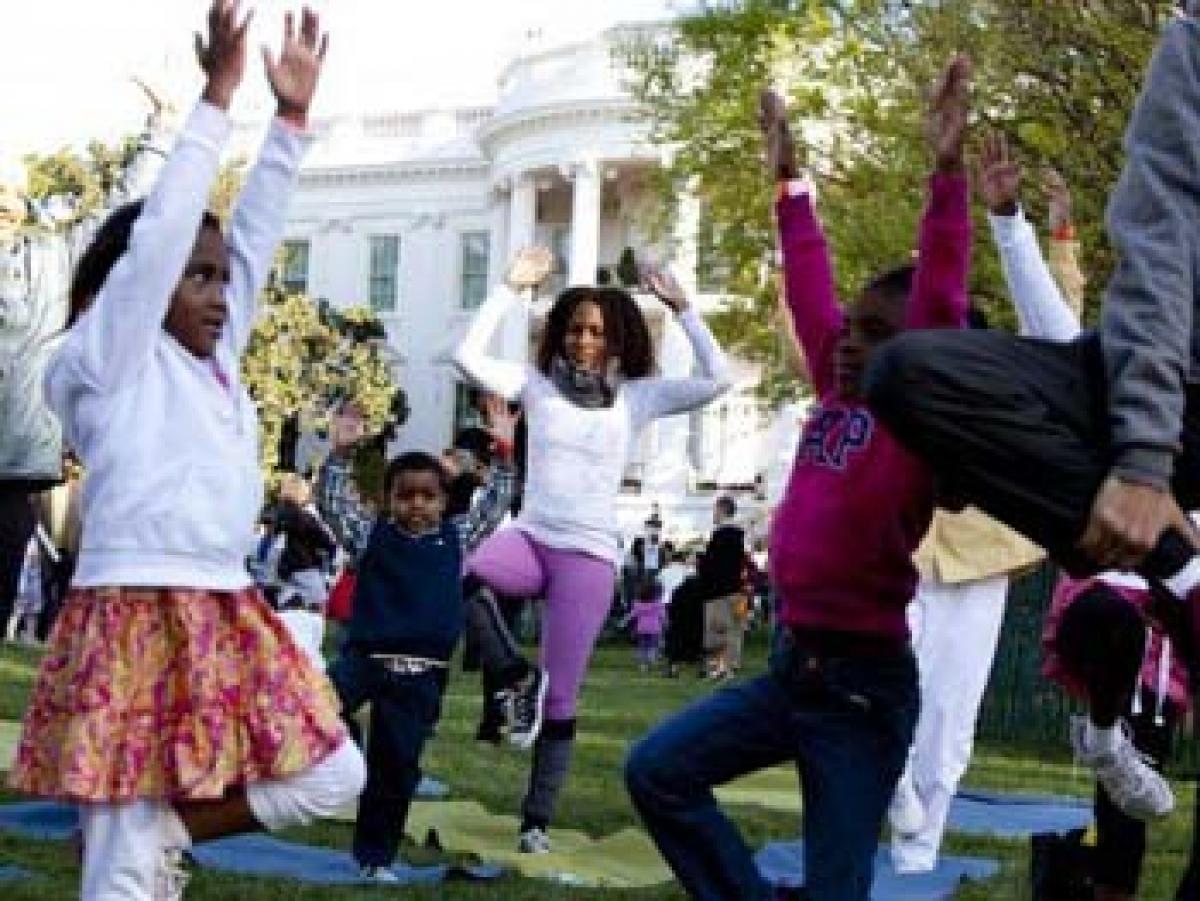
[267,24,796,544]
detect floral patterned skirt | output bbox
[9,585,346,803]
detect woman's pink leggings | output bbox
[467,529,615,720]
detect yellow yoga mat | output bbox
[716,766,800,813]
[336,799,672,888]
[0,720,21,770]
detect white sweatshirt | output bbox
[45,102,309,590]
[987,208,1082,341]
[454,287,731,564]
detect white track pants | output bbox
[891,575,1009,872]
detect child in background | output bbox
[630,579,668,673]
[7,534,43,644]
[273,473,336,668]
[626,56,972,901]
[1043,569,1191,901]
[317,425,514,881]
[10,7,365,899]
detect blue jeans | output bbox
[329,652,444,868]
[625,628,918,901]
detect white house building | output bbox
[261,24,802,545]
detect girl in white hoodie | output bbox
[9,5,364,898]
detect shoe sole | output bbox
[508,670,549,750]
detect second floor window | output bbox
[460,231,490,309]
[280,239,309,294]
[369,235,400,313]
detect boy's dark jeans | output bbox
[625,628,917,901]
[329,651,443,868]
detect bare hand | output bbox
[977,131,1020,216]
[264,6,329,129]
[927,54,972,173]
[1043,168,1073,234]
[1078,475,1189,569]
[758,89,799,181]
[330,403,365,453]
[506,246,554,292]
[195,0,254,111]
[640,264,690,314]
[482,393,519,454]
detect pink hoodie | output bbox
[769,174,971,640]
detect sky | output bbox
[0,0,683,163]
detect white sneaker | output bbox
[1070,716,1174,819]
[359,865,401,883]
[518,826,552,854]
[152,848,191,901]
[887,775,925,836]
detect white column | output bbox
[672,185,701,297]
[502,173,536,364]
[508,173,536,259]
[568,159,601,287]
[488,182,510,289]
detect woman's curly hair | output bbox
[535,286,654,378]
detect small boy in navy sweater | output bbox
[317,442,514,881]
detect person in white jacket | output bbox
[9,6,365,899]
[454,249,730,853]
[888,133,1086,872]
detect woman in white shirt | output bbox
[455,248,730,852]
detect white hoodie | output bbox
[45,101,308,590]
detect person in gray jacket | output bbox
[863,8,1200,897]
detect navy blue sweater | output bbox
[345,518,464,661]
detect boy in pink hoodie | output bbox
[625,56,972,901]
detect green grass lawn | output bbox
[0,634,1194,899]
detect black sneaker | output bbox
[475,718,503,745]
[505,667,548,750]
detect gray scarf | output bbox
[549,356,614,409]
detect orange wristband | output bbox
[1052,224,1076,241]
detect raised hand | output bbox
[1043,168,1073,234]
[758,89,799,181]
[977,132,1021,216]
[330,403,365,453]
[927,54,972,173]
[195,0,254,111]
[263,6,330,129]
[505,246,555,292]
[481,393,519,457]
[640,264,691,314]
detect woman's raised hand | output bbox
[505,247,555,292]
[640,264,690,314]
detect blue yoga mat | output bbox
[190,834,503,886]
[757,842,998,900]
[0,801,76,840]
[0,866,31,882]
[0,802,502,887]
[416,775,450,800]
[948,789,1091,838]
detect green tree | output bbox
[623,0,1171,400]
[241,283,401,489]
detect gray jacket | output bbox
[1102,14,1200,488]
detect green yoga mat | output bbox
[335,799,671,888]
